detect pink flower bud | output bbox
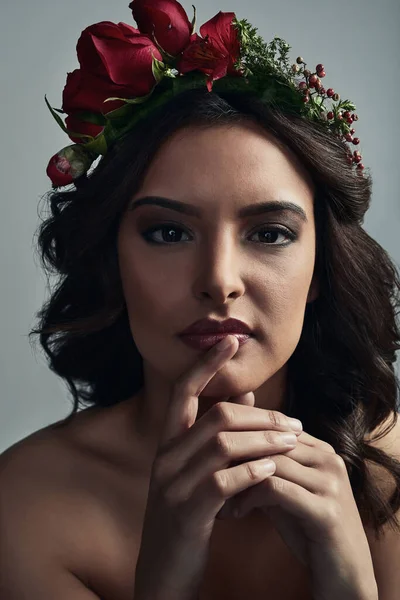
[46,145,93,188]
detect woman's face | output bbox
[117,122,318,405]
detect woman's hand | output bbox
[220,422,379,600]
[133,335,303,600]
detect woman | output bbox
[1,2,400,599]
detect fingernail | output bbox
[288,418,303,432]
[280,433,297,446]
[256,459,276,474]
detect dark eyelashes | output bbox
[140,222,298,247]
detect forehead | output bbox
[138,122,315,212]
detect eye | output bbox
[142,224,191,245]
[141,223,297,246]
[249,226,297,245]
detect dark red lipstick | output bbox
[179,318,253,350]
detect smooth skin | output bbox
[134,334,378,600]
[134,334,303,600]
[117,121,320,452]
[3,122,399,599]
[1,120,321,600]
[118,122,378,600]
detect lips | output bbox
[179,332,252,351]
[179,317,253,336]
[178,317,253,351]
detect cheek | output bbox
[257,265,314,352]
[118,247,185,339]
[119,265,195,384]
[260,264,313,313]
[121,265,176,321]
[118,224,193,325]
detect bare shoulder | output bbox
[362,411,400,598]
[0,399,147,600]
[364,410,400,490]
[364,410,400,451]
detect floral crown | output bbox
[46,0,366,188]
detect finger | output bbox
[174,429,299,500]
[228,391,255,406]
[159,335,239,450]
[184,457,277,524]
[220,447,315,520]
[233,474,321,523]
[258,451,323,494]
[295,430,336,453]
[232,442,339,514]
[271,440,336,470]
[162,401,303,479]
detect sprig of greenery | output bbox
[233,19,292,83]
[232,17,359,146]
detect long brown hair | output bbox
[30,88,400,538]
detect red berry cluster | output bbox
[293,57,365,173]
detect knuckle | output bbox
[212,402,235,428]
[263,430,277,445]
[163,474,193,509]
[270,476,287,494]
[323,500,342,528]
[267,410,282,429]
[214,432,232,458]
[245,461,265,482]
[321,441,336,454]
[209,470,229,499]
[323,475,341,498]
[327,452,346,473]
[174,376,203,402]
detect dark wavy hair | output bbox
[30,87,400,539]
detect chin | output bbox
[198,370,260,399]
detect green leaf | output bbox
[44,95,94,141]
[102,120,120,145]
[313,95,324,108]
[103,88,155,106]
[44,95,69,133]
[83,132,108,155]
[103,102,137,121]
[66,131,95,141]
[340,100,357,111]
[190,4,197,34]
[172,72,204,93]
[152,54,168,84]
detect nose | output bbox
[192,234,246,304]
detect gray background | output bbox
[1,0,399,453]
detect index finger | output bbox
[159,335,239,450]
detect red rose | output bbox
[65,114,104,145]
[76,21,162,91]
[129,0,192,56]
[63,22,163,118]
[63,69,123,115]
[62,62,156,117]
[177,11,242,92]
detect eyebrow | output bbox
[128,196,308,223]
